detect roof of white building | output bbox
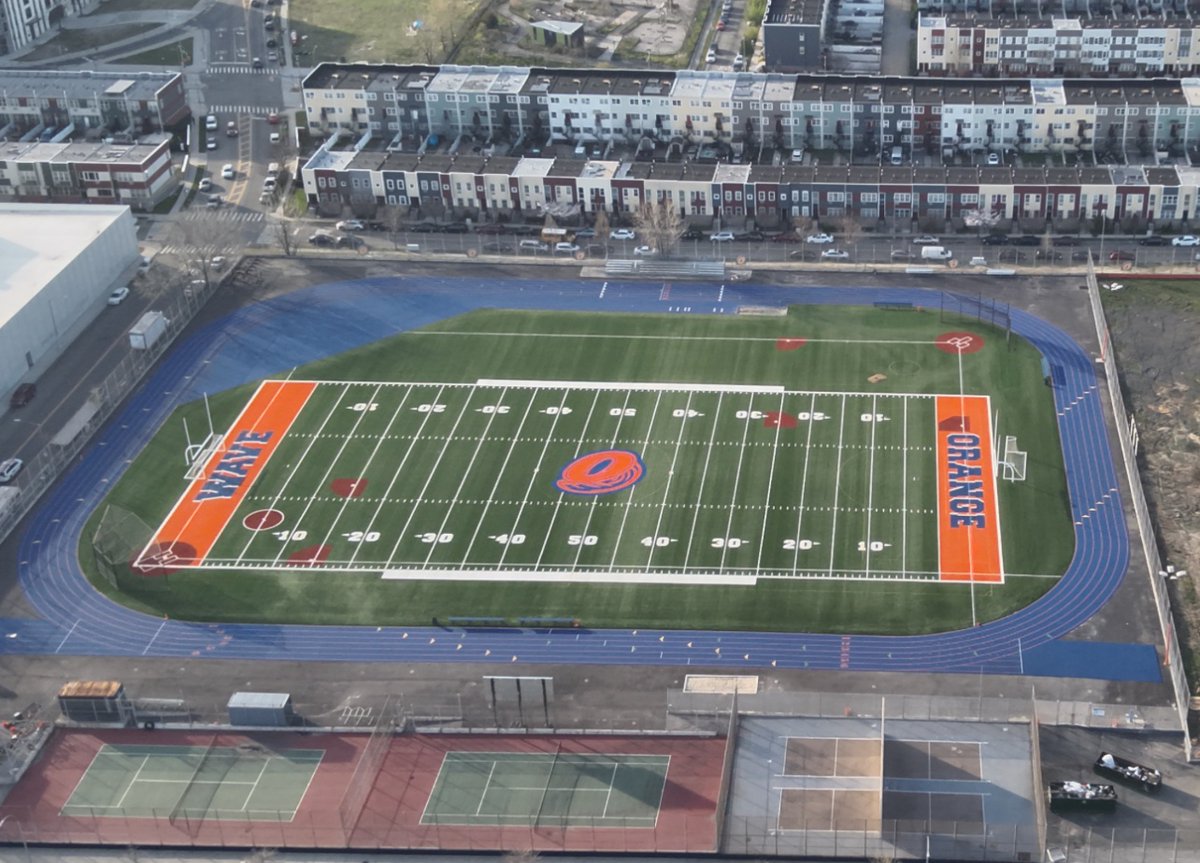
[0,204,131,332]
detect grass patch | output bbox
[22,22,158,59]
[152,184,183,214]
[114,36,192,65]
[287,0,485,63]
[87,306,1072,634]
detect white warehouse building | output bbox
[0,204,138,413]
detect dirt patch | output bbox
[1102,279,1200,686]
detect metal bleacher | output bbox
[605,259,727,279]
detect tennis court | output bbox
[61,742,324,821]
[420,751,670,827]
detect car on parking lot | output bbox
[986,152,1001,166]
[806,233,835,244]
[610,228,636,240]
[715,19,726,29]
[221,164,235,179]
[998,250,1026,263]
[1034,249,1063,262]
[788,249,818,261]
[911,235,940,245]
[198,177,213,192]
[0,458,22,484]
[308,232,335,246]
[252,56,264,68]
[262,177,277,192]
[205,114,218,131]
[734,52,745,67]
[981,234,1007,245]
[269,131,281,144]
[1171,235,1200,246]
[681,227,706,240]
[266,38,277,47]
[9,383,35,409]
[1137,235,1168,246]
[206,138,217,151]
[267,50,278,62]
[633,245,657,256]
[1051,236,1080,246]
[336,219,366,231]
[481,242,514,253]
[1109,250,1136,261]
[706,49,717,63]
[710,231,735,241]
[734,230,764,241]
[771,232,802,243]
[263,18,274,28]
[107,286,130,305]
[1071,250,1091,262]
[889,249,913,260]
[554,242,581,254]
[820,249,849,260]
[336,235,364,248]
[205,194,222,208]
[1010,235,1042,246]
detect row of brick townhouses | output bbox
[918,15,1200,77]
[299,63,1200,228]
[0,134,176,207]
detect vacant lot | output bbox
[287,0,483,63]
[22,22,157,59]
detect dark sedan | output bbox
[1137,235,1167,246]
[1109,250,1136,261]
[981,235,1008,245]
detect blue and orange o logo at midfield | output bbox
[555,449,646,495]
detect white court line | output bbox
[502,390,574,570]
[790,393,819,577]
[239,759,271,813]
[681,392,725,573]
[315,384,415,560]
[601,762,620,818]
[826,395,849,578]
[644,392,693,572]
[265,383,381,568]
[606,390,663,569]
[459,389,540,566]
[754,391,787,575]
[115,756,149,809]
[351,384,446,567]
[475,761,498,817]
[864,394,879,577]
[566,391,633,573]
[384,385,481,566]
[718,393,757,572]
[421,386,510,568]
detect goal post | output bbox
[1000,435,1027,482]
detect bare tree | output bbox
[631,199,683,256]
[382,204,407,249]
[157,215,243,290]
[593,209,610,242]
[836,213,863,252]
[272,219,298,257]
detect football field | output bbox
[108,306,1069,633]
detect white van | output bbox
[920,245,953,260]
[519,239,548,251]
[890,146,904,166]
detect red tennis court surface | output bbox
[0,727,725,853]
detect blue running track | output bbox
[2,276,1160,681]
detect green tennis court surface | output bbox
[421,751,670,826]
[61,743,323,821]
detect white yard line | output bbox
[315,385,415,560]
[383,385,481,566]
[410,332,935,347]
[826,395,848,578]
[902,396,909,577]
[265,383,383,568]
[459,389,539,566]
[504,390,577,571]
[350,385,447,567]
[421,387,511,568]
[565,390,632,571]
[718,394,757,572]
[607,391,663,569]
[791,393,819,576]
[755,391,787,575]
[864,394,879,577]
[681,392,725,573]
[479,378,784,394]
[644,393,693,571]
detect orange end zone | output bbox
[935,395,1003,583]
[135,380,316,570]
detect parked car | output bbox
[771,232,802,243]
[1010,235,1041,246]
[633,245,657,256]
[1109,250,1136,261]
[710,231,735,241]
[1171,235,1200,246]
[806,233,835,244]
[1093,752,1162,793]
[681,227,706,240]
[221,163,235,179]
[610,228,636,240]
[308,232,335,246]
[1071,250,1092,262]
[1137,235,1168,246]
[267,50,278,62]
[0,458,22,484]
[205,114,218,131]
[889,250,913,260]
[981,235,1008,245]
[820,249,849,260]
[107,286,130,305]
[336,219,366,231]
[336,235,364,248]
[733,52,745,67]
[262,177,277,192]
[734,230,764,241]
[911,235,940,245]
[206,138,217,151]
[269,131,281,144]
[518,239,549,251]
[574,227,596,238]
[986,152,1001,165]
[205,194,222,208]
[998,250,1026,263]
[198,177,213,192]
[440,222,469,234]
[705,49,717,64]
[788,249,818,261]
[715,19,726,29]
[554,242,581,254]
[481,242,514,253]
[9,382,35,409]
[1034,249,1063,262]
[1051,236,1080,246]
[265,38,277,48]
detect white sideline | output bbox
[381,567,756,585]
[476,378,784,394]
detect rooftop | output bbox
[0,67,181,103]
[764,0,827,25]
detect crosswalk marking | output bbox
[204,65,279,76]
[181,209,265,222]
[155,243,234,257]
[206,105,282,116]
